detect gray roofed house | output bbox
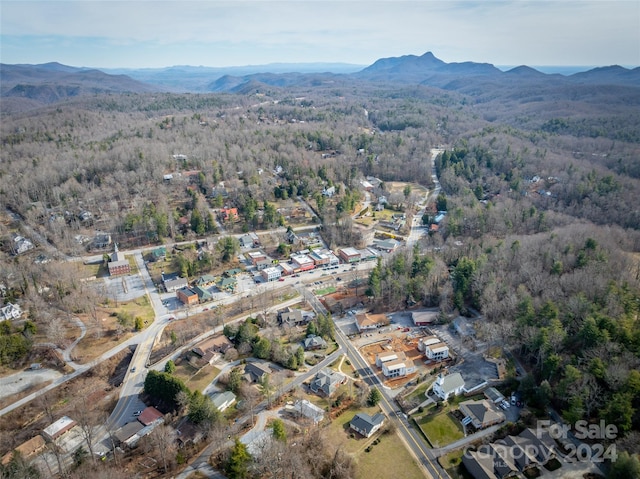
[193,285,213,302]
[162,272,188,292]
[462,444,518,479]
[244,362,271,382]
[212,391,236,412]
[290,399,324,424]
[113,421,144,447]
[350,412,385,438]
[459,399,506,429]
[303,335,328,351]
[309,368,345,396]
[484,387,505,405]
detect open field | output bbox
[416,410,464,447]
[355,432,425,479]
[74,295,154,362]
[173,360,221,393]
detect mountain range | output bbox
[1,52,638,112]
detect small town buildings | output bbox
[217,276,237,292]
[212,391,236,412]
[357,248,379,262]
[309,368,345,396]
[377,239,400,252]
[13,236,34,255]
[162,272,188,292]
[256,258,272,271]
[279,262,294,276]
[417,336,441,352]
[43,416,77,442]
[193,285,213,302]
[244,362,271,382]
[291,254,315,272]
[355,312,390,332]
[289,399,324,425]
[424,341,449,361]
[278,308,313,327]
[177,287,198,305]
[484,387,506,405]
[192,335,233,363]
[432,373,465,401]
[303,334,327,350]
[194,274,217,288]
[220,207,239,222]
[308,250,330,267]
[350,412,385,438]
[376,350,416,378]
[239,233,260,249]
[114,421,144,447]
[138,407,164,427]
[0,303,22,321]
[247,251,267,265]
[338,247,360,263]
[261,266,282,282]
[461,428,555,479]
[411,310,438,326]
[459,399,505,430]
[150,246,167,262]
[108,244,130,276]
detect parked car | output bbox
[133,410,142,417]
[130,367,136,373]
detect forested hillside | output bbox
[1,67,640,472]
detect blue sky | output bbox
[1,1,639,69]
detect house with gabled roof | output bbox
[432,372,465,401]
[244,362,271,382]
[0,303,22,321]
[193,285,213,302]
[195,274,217,288]
[162,272,188,292]
[212,391,236,412]
[459,399,506,430]
[309,368,345,396]
[350,412,385,438]
[303,335,328,351]
[217,276,237,292]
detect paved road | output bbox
[300,287,446,479]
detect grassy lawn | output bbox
[315,286,336,296]
[403,379,434,405]
[439,450,474,479]
[116,294,155,324]
[417,410,464,447]
[173,361,221,393]
[355,432,425,479]
[322,402,425,479]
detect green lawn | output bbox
[403,379,434,405]
[417,411,464,447]
[356,433,425,479]
[173,361,221,393]
[315,286,336,296]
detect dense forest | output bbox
[1,68,640,476]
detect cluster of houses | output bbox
[162,268,242,306]
[462,427,557,479]
[112,407,165,448]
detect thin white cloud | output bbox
[1,0,638,67]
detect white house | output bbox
[425,342,449,361]
[376,350,415,378]
[0,303,22,321]
[432,372,465,401]
[212,391,236,412]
